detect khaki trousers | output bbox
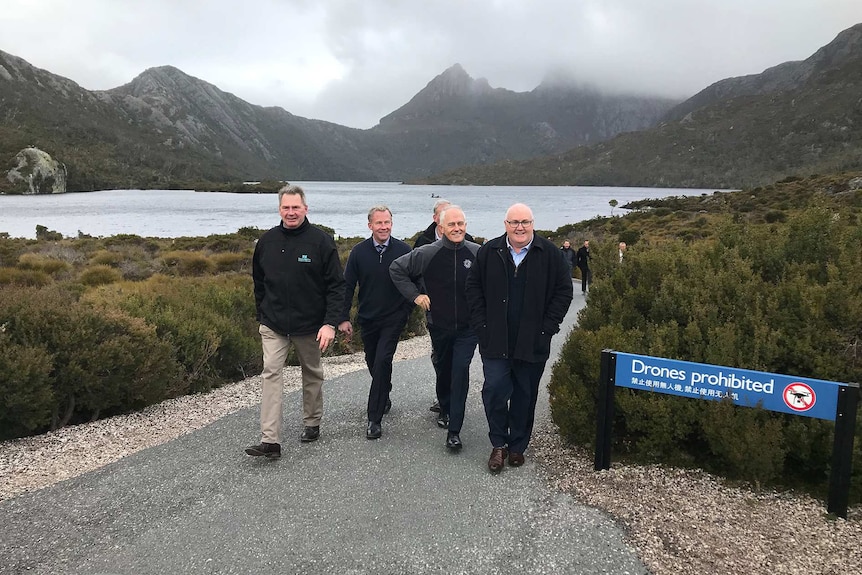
[259,324,324,444]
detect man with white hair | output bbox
[414,198,475,414]
[391,206,480,451]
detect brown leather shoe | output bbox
[488,447,507,473]
[508,451,525,467]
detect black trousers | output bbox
[360,310,410,423]
[579,267,591,292]
[428,324,478,433]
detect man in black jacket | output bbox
[466,203,573,472]
[391,206,480,451]
[576,239,591,294]
[414,199,475,414]
[337,206,413,440]
[245,185,345,459]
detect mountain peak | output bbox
[422,63,493,98]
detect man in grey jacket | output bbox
[390,206,479,451]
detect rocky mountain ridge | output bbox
[0,51,676,192]
[418,23,862,189]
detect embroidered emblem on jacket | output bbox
[298,255,312,263]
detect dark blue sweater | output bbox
[339,237,412,324]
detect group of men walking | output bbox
[246,185,573,472]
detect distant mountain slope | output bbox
[0,51,677,192]
[417,23,862,189]
[371,64,677,177]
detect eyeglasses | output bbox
[505,220,533,228]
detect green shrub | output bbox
[0,337,54,440]
[210,252,251,273]
[89,250,123,266]
[85,274,260,393]
[79,264,123,286]
[0,285,181,434]
[0,267,51,287]
[550,208,862,502]
[161,250,214,276]
[16,253,71,275]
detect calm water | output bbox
[0,182,718,240]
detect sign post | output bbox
[594,350,858,518]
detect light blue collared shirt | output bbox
[507,235,533,268]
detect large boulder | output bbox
[5,147,67,194]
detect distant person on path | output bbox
[337,206,413,440]
[576,239,591,294]
[246,185,345,458]
[466,203,573,472]
[618,241,627,263]
[391,205,480,451]
[414,198,475,414]
[560,240,576,278]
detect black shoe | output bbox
[300,426,320,442]
[445,432,462,450]
[366,421,382,440]
[436,414,449,429]
[429,400,441,413]
[244,442,281,459]
[383,399,392,415]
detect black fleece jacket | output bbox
[390,236,479,331]
[253,218,345,336]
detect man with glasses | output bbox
[466,204,573,472]
[391,206,480,451]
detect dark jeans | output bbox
[481,357,547,453]
[360,311,409,423]
[428,324,478,433]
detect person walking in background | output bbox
[391,205,480,451]
[560,240,576,279]
[414,198,475,414]
[246,184,345,458]
[618,241,627,263]
[576,239,591,294]
[466,203,573,472]
[338,206,413,440]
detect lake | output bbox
[0,182,720,240]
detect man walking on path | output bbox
[576,239,591,294]
[560,240,576,278]
[391,206,480,451]
[414,198,475,414]
[466,203,573,472]
[338,206,413,440]
[246,184,345,458]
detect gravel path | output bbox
[1,334,860,574]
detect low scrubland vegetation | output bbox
[0,226,425,440]
[549,172,862,504]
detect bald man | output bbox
[466,203,573,472]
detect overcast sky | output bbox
[3,1,862,129]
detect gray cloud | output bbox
[2,0,861,128]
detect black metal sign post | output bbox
[594,350,616,471]
[827,382,859,518]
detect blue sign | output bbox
[613,352,845,420]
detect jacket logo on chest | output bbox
[297,254,312,263]
[463,259,472,269]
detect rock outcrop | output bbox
[5,147,67,194]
